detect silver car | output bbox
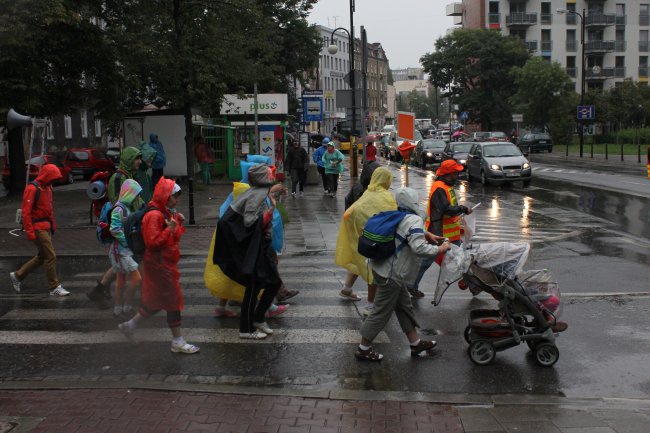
[466,141,531,186]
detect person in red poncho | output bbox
[117,177,199,354]
[9,164,70,297]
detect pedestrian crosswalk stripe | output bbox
[0,328,390,345]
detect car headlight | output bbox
[459,159,466,164]
[490,164,501,170]
[426,152,433,157]
[523,162,530,169]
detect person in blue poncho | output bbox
[148,133,166,188]
[312,137,330,194]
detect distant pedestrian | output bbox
[322,142,344,198]
[312,137,330,193]
[118,178,199,354]
[87,147,143,310]
[136,140,156,203]
[355,187,451,361]
[109,179,143,319]
[149,133,166,188]
[10,164,69,296]
[213,164,287,339]
[345,144,380,209]
[335,167,396,315]
[194,136,214,185]
[285,138,309,198]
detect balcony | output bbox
[525,40,538,51]
[615,15,626,26]
[584,40,615,53]
[566,40,577,52]
[566,67,577,78]
[506,12,537,27]
[641,15,649,26]
[585,67,617,80]
[540,40,552,51]
[540,13,553,25]
[445,3,462,16]
[639,66,648,78]
[585,13,616,27]
[640,40,650,52]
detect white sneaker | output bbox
[50,285,70,297]
[171,341,200,354]
[9,272,21,293]
[239,331,267,340]
[291,192,296,198]
[362,304,374,317]
[253,321,273,335]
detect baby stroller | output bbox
[434,242,567,367]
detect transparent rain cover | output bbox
[433,242,530,306]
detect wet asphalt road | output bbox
[0,160,649,400]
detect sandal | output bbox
[408,288,425,299]
[410,340,437,357]
[214,307,238,318]
[171,342,200,354]
[355,346,384,361]
[339,289,362,301]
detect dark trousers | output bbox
[240,281,281,333]
[152,169,164,188]
[317,166,328,191]
[326,173,339,193]
[290,169,306,193]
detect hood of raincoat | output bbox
[137,140,157,163]
[118,146,142,177]
[35,164,62,185]
[150,177,176,211]
[366,167,393,192]
[149,133,159,143]
[118,179,143,207]
[230,164,273,227]
[395,187,424,218]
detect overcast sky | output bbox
[307,0,456,70]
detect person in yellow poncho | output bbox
[335,167,397,315]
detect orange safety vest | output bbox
[426,180,461,242]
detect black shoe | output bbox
[410,340,437,357]
[87,289,110,310]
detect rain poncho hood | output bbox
[137,140,157,164]
[335,167,397,282]
[117,179,142,208]
[230,164,273,227]
[149,177,176,215]
[149,133,166,169]
[35,164,62,185]
[395,187,424,219]
[118,146,142,178]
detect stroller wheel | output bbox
[534,342,559,367]
[463,326,472,344]
[468,340,496,366]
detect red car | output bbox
[64,148,115,179]
[2,153,74,188]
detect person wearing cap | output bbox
[322,141,345,198]
[312,137,330,193]
[117,178,200,354]
[355,187,451,361]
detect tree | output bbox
[511,57,576,144]
[405,90,433,119]
[421,29,530,131]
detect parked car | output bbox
[442,141,474,173]
[485,131,509,142]
[64,148,115,179]
[466,141,531,186]
[471,131,490,142]
[435,130,452,142]
[2,153,74,188]
[518,132,553,153]
[414,139,446,168]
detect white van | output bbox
[381,125,396,137]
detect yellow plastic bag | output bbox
[204,229,247,302]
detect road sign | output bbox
[397,111,415,141]
[512,114,523,123]
[460,111,469,121]
[577,105,595,120]
[302,95,323,122]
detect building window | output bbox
[566,56,576,77]
[64,115,72,139]
[541,2,552,25]
[566,29,577,51]
[641,30,649,52]
[641,5,649,26]
[80,109,88,138]
[95,119,101,137]
[640,56,648,78]
[46,119,54,140]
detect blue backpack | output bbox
[358,210,409,259]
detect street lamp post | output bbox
[328,0,358,177]
[557,7,585,158]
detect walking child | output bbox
[118,178,199,354]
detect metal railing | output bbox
[639,66,649,78]
[615,15,626,26]
[640,40,650,52]
[540,40,552,51]
[565,15,576,25]
[566,67,577,78]
[641,15,650,26]
[566,40,577,52]
[488,13,500,25]
[540,13,553,25]
[525,40,538,51]
[614,41,626,52]
[506,12,538,26]
[585,67,616,79]
[585,13,616,27]
[584,40,615,52]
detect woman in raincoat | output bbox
[335,167,397,314]
[117,177,199,354]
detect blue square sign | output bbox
[577,105,595,120]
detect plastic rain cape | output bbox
[433,242,530,305]
[334,167,396,283]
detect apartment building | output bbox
[447,1,650,91]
